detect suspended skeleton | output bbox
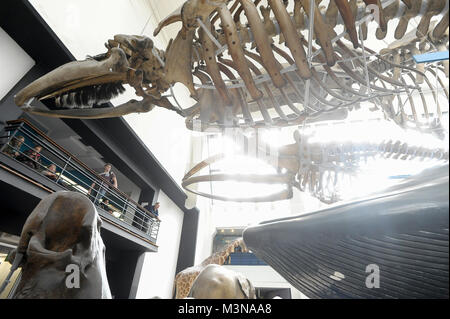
[13,0,449,134]
[182,126,449,203]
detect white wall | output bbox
[0,27,35,101]
[134,190,184,298]
[29,0,155,60]
[193,198,215,265]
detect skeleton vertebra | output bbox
[14,0,448,134]
[182,126,449,203]
[291,129,449,203]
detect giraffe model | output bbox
[173,238,247,299]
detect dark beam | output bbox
[176,207,200,273]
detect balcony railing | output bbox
[0,119,160,244]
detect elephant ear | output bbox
[236,274,256,299]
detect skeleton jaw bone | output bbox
[15,47,129,107]
[20,98,156,119]
[13,44,173,119]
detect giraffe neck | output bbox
[200,238,241,266]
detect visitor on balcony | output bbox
[2,135,25,158]
[88,163,118,204]
[149,202,161,221]
[100,198,114,214]
[137,201,160,233]
[41,163,58,181]
[16,144,43,170]
[137,201,158,232]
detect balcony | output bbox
[0,119,160,247]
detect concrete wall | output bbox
[134,190,184,298]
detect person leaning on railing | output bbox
[2,135,25,158]
[139,202,160,233]
[16,144,43,170]
[100,198,114,215]
[148,202,161,221]
[87,163,118,204]
[41,163,58,182]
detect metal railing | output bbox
[0,119,160,244]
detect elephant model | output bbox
[187,264,256,299]
[2,191,111,299]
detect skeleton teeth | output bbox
[80,89,90,106]
[50,82,126,109]
[74,90,83,106]
[55,96,61,108]
[68,92,76,107]
[60,94,67,107]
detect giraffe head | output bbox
[220,238,248,264]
